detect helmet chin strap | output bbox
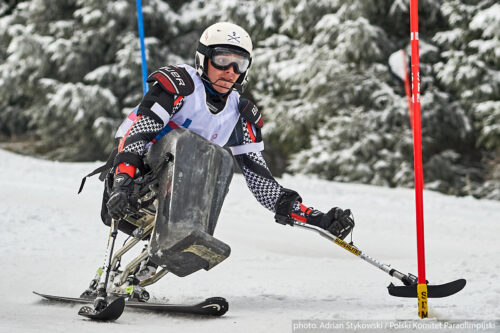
[200,75,244,94]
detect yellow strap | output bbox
[417,283,428,318]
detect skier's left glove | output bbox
[106,173,138,220]
[306,207,355,240]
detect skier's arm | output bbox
[113,66,193,177]
[228,100,354,239]
[228,122,314,223]
[115,88,171,175]
[227,99,306,214]
[226,98,281,210]
[107,66,193,220]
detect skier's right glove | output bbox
[306,207,355,240]
[106,173,137,220]
[274,189,355,240]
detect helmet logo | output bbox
[227,31,241,45]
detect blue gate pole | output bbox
[136,0,148,94]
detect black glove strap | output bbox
[274,188,302,226]
[112,173,134,190]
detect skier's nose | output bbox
[225,65,236,75]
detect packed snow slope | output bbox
[0,149,498,332]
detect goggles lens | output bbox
[210,48,250,74]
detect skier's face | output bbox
[206,59,241,94]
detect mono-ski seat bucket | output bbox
[145,129,233,277]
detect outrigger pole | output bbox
[293,222,466,301]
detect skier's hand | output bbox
[306,207,355,240]
[106,173,137,220]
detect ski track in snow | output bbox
[0,149,499,332]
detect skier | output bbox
[104,22,354,282]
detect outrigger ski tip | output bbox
[78,296,125,321]
[388,278,466,298]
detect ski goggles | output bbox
[210,47,251,74]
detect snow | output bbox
[388,49,406,82]
[433,28,464,47]
[0,148,499,332]
[469,4,500,39]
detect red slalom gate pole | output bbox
[410,0,428,318]
[402,50,413,132]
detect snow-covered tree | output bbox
[0,0,188,160]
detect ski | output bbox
[33,291,228,316]
[387,279,466,298]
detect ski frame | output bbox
[108,219,168,287]
[84,207,170,300]
[110,209,170,288]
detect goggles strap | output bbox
[197,43,211,56]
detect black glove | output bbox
[306,207,355,240]
[106,173,137,220]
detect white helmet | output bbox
[195,22,253,91]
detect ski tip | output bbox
[452,278,466,291]
[33,291,47,297]
[428,278,466,298]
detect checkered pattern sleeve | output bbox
[237,152,283,212]
[231,118,284,213]
[115,85,181,169]
[231,118,308,216]
[236,152,306,216]
[121,114,164,156]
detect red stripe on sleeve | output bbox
[115,114,143,177]
[118,114,143,153]
[246,121,256,142]
[174,96,183,105]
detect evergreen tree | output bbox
[0,0,188,160]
